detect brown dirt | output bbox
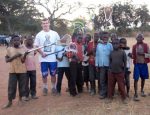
[0,38,150,115]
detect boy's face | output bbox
[94,33,99,42]
[113,40,120,50]
[136,37,143,44]
[77,38,82,43]
[85,36,91,43]
[102,36,109,43]
[13,37,21,47]
[41,20,50,31]
[26,38,33,46]
[120,39,127,48]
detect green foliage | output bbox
[91,2,150,35]
[53,19,69,36]
[0,0,43,34]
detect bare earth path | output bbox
[0,38,150,115]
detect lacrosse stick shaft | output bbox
[27,43,56,53]
[46,48,65,56]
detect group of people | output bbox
[3,18,150,108]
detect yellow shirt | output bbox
[6,47,26,73]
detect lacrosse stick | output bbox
[46,47,65,56]
[45,42,77,57]
[103,6,113,29]
[26,34,71,53]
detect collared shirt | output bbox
[95,42,113,67]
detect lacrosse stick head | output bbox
[65,42,77,53]
[57,34,72,46]
[103,6,113,28]
[65,42,77,58]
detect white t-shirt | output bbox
[34,30,60,62]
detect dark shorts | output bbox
[41,62,57,78]
[133,63,149,80]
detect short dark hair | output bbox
[42,18,49,22]
[85,34,91,39]
[120,37,126,42]
[113,38,120,43]
[136,33,144,39]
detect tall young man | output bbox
[34,18,60,96]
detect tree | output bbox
[112,2,134,35]
[0,0,43,34]
[31,0,81,29]
[134,5,150,32]
[93,6,105,31]
[90,5,113,31]
[53,19,69,36]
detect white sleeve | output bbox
[56,32,60,42]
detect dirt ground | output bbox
[0,38,150,115]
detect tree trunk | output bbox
[5,16,13,34]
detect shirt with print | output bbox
[34,30,60,62]
[6,47,26,73]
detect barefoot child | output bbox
[3,35,27,108]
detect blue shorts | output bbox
[41,62,57,78]
[133,63,149,80]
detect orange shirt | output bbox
[6,47,26,73]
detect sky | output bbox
[39,0,150,20]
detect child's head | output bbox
[110,33,118,42]
[136,33,144,44]
[77,35,82,43]
[11,35,21,48]
[101,31,109,43]
[120,37,127,48]
[25,36,34,47]
[112,38,120,50]
[94,32,99,42]
[85,34,91,43]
